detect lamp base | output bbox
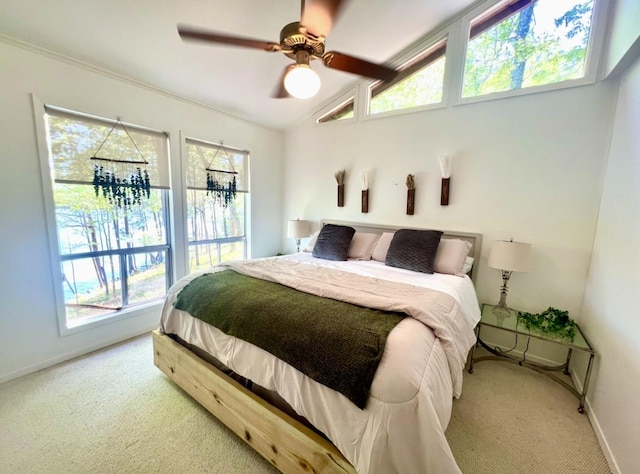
[492,304,512,318]
[493,271,513,318]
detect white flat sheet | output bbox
[160,255,481,473]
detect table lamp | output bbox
[287,219,310,253]
[488,239,532,317]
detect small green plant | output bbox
[517,307,576,340]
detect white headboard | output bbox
[320,219,483,284]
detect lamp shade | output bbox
[488,240,532,272]
[287,219,310,239]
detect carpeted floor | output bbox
[0,334,611,473]
[447,357,610,473]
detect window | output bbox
[185,138,249,272]
[316,96,355,124]
[317,38,448,123]
[315,0,602,125]
[462,0,596,98]
[368,38,447,115]
[44,108,171,329]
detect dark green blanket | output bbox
[173,270,405,409]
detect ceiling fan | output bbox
[177,0,398,99]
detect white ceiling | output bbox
[0,0,477,129]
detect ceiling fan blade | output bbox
[301,0,349,38]
[272,65,294,99]
[178,25,280,52]
[322,51,397,82]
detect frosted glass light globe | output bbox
[284,64,321,99]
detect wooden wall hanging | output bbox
[361,172,369,213]
[91,118,151,209]
[439,155,452,206]
[206,142,238,208]
[406,174,415,215]
[441,178,450,206]
[335,170,345,207]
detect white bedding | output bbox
[159,254,481,473]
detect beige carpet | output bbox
[446,352,610,473]
[0,334,610,474]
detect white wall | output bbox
[284,82,616,316]
[602,0,640,77]
[0,40,284,382]
[580,55,640,474]
[283,76,633,470]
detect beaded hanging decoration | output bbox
[205,142,238,208]
[91,118,151,208]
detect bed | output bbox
[154,220,482,473]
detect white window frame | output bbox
[312,0,611,126]
[452,0,610,106]
[32,95,171,336]
[182,135,250,273]
[362,28,453,121]
[314,88,359,126]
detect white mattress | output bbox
[160,254,481,473]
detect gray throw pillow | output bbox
[312,224,356,261]
[385,229,443,273]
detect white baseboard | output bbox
[569,371,621,474]
[0,326,156,385]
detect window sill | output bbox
[361,100,448,122]
[452,75,597,108]
[59,299,163,337]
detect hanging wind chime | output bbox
[205,142,238,207]
[91,118,151,209]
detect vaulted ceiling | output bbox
[0,0,478,129]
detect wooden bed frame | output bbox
[153,221,482,473]
[153,330,354,473]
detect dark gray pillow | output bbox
[385,229,443,273]
[312,224,356,261]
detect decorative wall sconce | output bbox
[406,174,415,215]
[439,155,452,206]
[335,169,345,207]
[361,172,369,213]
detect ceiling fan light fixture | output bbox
[284,64,321,99]
[178,1,398,100]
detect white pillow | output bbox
[303,231,319,252]
[371,232,395,262]
[462,256,474,274]
[348,233,381,260]
[433,239,472,276]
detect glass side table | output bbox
[467,304,596,414]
